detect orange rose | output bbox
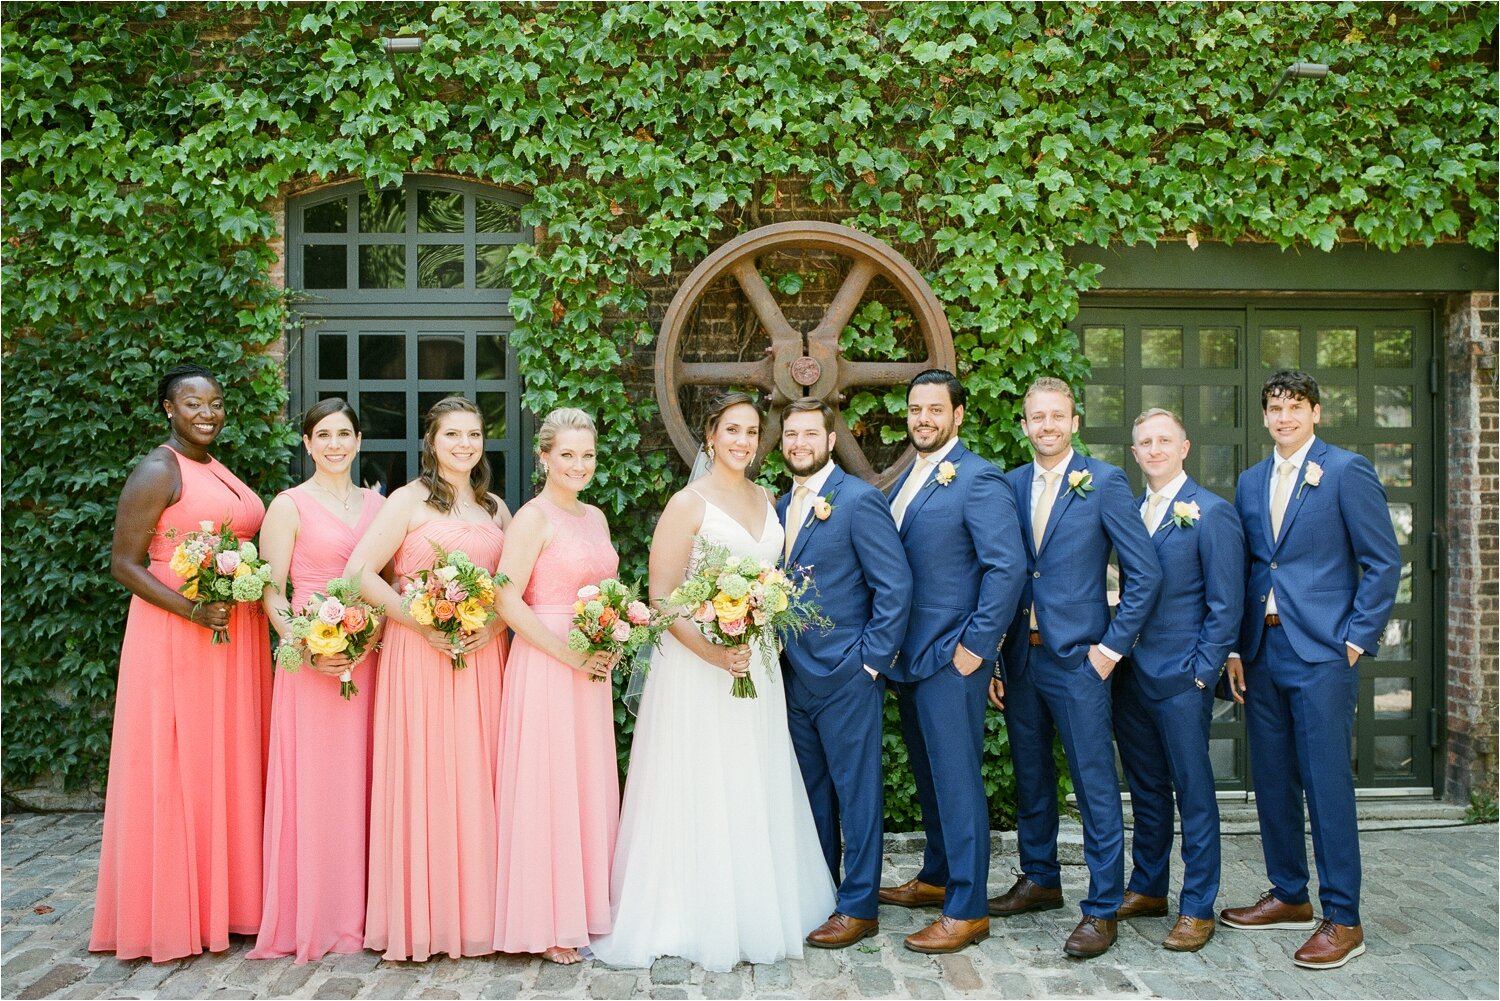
[600,607,618,626]
[434,599,456,622]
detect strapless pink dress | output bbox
[364,517,507,961]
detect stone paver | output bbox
[2,812,1496,999]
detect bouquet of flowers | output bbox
[167,520,275,644]
[274,577,381,700]
[665,538,830,698]
[566,578,670,682]
[400,545,505,670]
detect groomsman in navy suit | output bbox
[990,377,1161,959]
[877,370,1024,955]
[1220,370,1399,970]
[1114,408,1245,952]
[776,398,912,949]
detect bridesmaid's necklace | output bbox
[314,480,355,511]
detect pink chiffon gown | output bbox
[364,517,507,961]
[248,486,384,963]
[493,496,620,954]
[90,448,271,963]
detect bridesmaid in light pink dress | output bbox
[344,396,510,961]
[492,409,621,965]
[249,399,384,964]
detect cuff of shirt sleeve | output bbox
[1347,642,1365,656]
[1097,644,1122,663]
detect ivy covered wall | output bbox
[3,2,1495,822]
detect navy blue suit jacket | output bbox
[1126,477,1245,700]
[885,442,1025,684]
[777,464,913,698]
[1001,453,1162,677]
[1236,438,1400,664]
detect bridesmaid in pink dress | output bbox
[91,364,272,963]
[493,409,622,964]
[249,399,385,963]
[344,396,510,961]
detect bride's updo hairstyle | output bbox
[701,391,763,447]
[537,407,598,468]
[418,396,499,516]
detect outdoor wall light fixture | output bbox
[1263,61,1333,104]
[382,35,424,93]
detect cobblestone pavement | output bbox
[3,813,1496,1000]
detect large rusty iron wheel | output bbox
[655,221,956,490]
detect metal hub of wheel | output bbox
[655,221,956,489]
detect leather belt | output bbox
[1265,614,1282,627]
[1029,630,1043,647]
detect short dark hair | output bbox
[301,397,361,437]
[156,364,219,412]
[778,397,835,432]
[1261,369,1321,410]
[907,369,965,409]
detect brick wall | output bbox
[1443,291,1500,803]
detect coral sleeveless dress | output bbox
[249,485,384,963]
[493,496,620,953]
[364,517,507,961]
[89,448,271,963]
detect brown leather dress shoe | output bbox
[904,915,990,954]
[1219,889,1318,930]
[878,877,945,908]
[987,875,1064,916]
[1293,919,1365,969]
[806,912,879,949]
[1063,916,1117,958]
[1116,890,1169,919]
[1163,915,1216,952]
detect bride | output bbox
[589,393,835,972]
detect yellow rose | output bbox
[169,547,197,579]
[410,593,435,626]
[233,561,254,578]
[766,586,789,614]
[456,600,488,632]
[182,578,200,600]
[713,593,751,623]
[305,621,349,657]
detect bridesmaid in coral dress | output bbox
[492,408,622,965]
[249,399,385,964]
[90,364,272,963]
[344,396,510,961]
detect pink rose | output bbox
[342,606,368,632]
[318,597,346,626]
[721,617,748,637]
[444,580,467,602]
[611,620,632,643]
[214,550,241,575]
[626,601,651,626]
[693,601,717,623]
[577,584,602,601]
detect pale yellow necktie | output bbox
[1143,493,1167,534]
[784,484,810,562]
[1029,470,1060,629]
[890,456,930,528]
[1270,460,1295,541]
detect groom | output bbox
[878,369,1025,955]
[776,398,912,949]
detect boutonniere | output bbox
[1067,469,1094,497]
[927,460,959,489]
[1297,461,1323,499]
[1170,500,1201,529]
[803,489,836,527]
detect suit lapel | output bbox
[1036,452,1086,557]
[1273,439,1324,554]
[1252,456,1275,549]
[1153,478,1196,549]
[897,443,961,539]
[789,465,841,567]
[1014,470,1036,560]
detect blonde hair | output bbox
[537,407,597,459]
[1132,407,1186,433]
[1023,377,1076,413]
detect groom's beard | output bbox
[784,448,831,478]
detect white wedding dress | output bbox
[588,494,836,972]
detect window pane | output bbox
[1140,326,1183,368]
[359,391,406,439]
[1374,442,1413,488]
[1374,735,1413,777]
[1396,561,1413,603]
[1082,326,1123,368]
[1319,384,1357,427]
[359,333,405,379]
[477,334,508,381]
[476,196,522,233]
[1260,327,1299,368]
[1141,385,1183,416]
[1084,442,1123,467]
[1374,385,1412,427]
[1380,618,1413,660]
[418,245,465,289]
[304,245,347,288]
[318,334,347,381]
[359,451,407,496]
[1374,327,1413,368]
[360,190,405,233]
[1199,444,1240,491]
[476,244,513,289]
[1209,738,1239,782]
[1084,384,1123,427]
[477,391,509,439]
[1374,677,1413,719]
[1200,384,1238,427]
[487,450,509,498]
[1200,327,1238,368]
[1316,327,1357,368]
[360,245,405,289]
[1388,503,1412,545]
[418,334,465,380]
[304,198,347,233]
[417,190,464,233]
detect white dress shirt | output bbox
[1140,470,1189,535]
[1030,449,1121,663]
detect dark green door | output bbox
[1075,301,1438,793]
